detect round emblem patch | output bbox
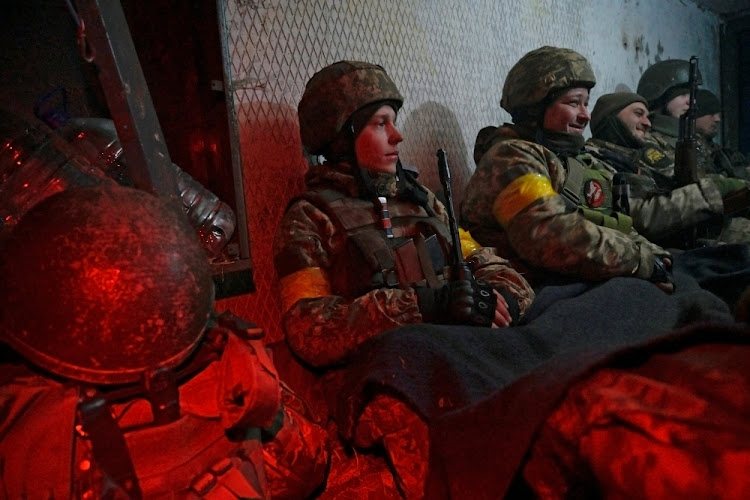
[584,179,605,208]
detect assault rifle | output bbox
[437,149,472,281]
[674,56,700,187]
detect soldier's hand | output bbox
[491,289,511,328]
[415,280,497,326]
[650,257,675,294]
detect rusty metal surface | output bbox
[74,0,178,202]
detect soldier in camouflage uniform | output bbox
[585,91,750,247]
[272,60,534,498]
[273,60,534,370]
[694,88,750,180]
[637,62,750,192]
[636,59,702,174]
[0,184,329,499]
[462,46,674,291]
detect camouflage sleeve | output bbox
[716,147,750,180]
[696,135,719,176]
[418,183,450,225]
[273,198,422,368]
[629,178,725,239]
[465,246,535,317]
[476,140,660,282]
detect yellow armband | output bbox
[279,267,331,313]
[493,173,556,226]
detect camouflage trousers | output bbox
[342,394,429,499]
[523,342,750,500]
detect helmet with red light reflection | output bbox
[297,60,404,156]
[0,184,214,385]
[501,46,596,124]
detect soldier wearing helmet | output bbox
[0,184,329,499]
[274,61,534,496]
[462,46,674,291]
[636,59,706,171]
[275,61,535,368]
[584,91,750,248]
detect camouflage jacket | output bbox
[460,124,671,288]
[643,114,678,167]
[697,134,750,180]
[585,138,726,242]
[643,114,715,178]
[273,161,534,368]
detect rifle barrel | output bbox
[437,149,472,280]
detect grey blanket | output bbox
[335,271,747,498]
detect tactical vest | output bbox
[300,188,453,297]
[562,155,633,234]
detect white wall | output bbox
[217,0,721,339]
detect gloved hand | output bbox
[649,257,674,294]
[713,177,746,197]
[416,279,497,327]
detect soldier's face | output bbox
[665,92,690,118]
[354,105,403,174]
[616,102,651,143]
[543,87,591,135]
[696,112,721,139]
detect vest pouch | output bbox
[393,234,445,288]
[394,238,424,285]
[579,206,632,234]
[347,231,399,289]
[423,234,446,274]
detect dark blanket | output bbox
[672,243,750,310]
[334,271,748,499]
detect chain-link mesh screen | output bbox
[215,0,720,343]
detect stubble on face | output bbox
[617,102,651,143]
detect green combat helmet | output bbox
[501,46,596,123]
[298,61,404,155]
[0,184,214,385]
[636,59,703,109]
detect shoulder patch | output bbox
[643,148,665,165]
[584,179,605,208]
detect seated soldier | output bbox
[272,60,535,498]
[694,88,750,180]
[636,58,696,174]
[462,46,674,293]
[274,60,534,369]
[585,91,750,247]
[0,184,329,499]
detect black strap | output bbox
[78,393,143,499]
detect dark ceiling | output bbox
[688,0,750,19]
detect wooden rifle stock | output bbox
[674,56,700,187]
[722,186,750,216]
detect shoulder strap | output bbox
[78,393,144,499]
[561,156,585,205]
